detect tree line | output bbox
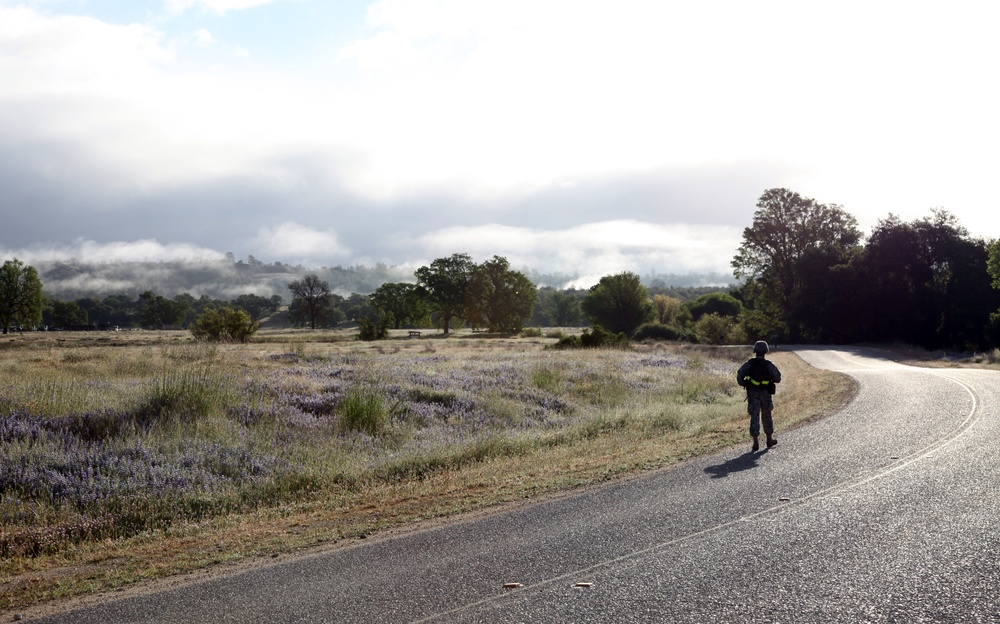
[5,186,999,350]
[575,189,1000,351]
[288,254,539,338]
[730,188,1000,351]
[0,279,284,333]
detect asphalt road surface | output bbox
[23,347,1000,623]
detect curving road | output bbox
[25,347,1000,623]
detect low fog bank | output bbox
[38,259,414,302]
[36,257,735,302]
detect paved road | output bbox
[26,347,1000,623]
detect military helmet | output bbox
[753,340,769,355]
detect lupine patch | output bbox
[1,344,739,558]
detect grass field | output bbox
[0,328,856,613]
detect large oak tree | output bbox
[288,274,337,329]
[0,258,44,332]
[415,253,476,334]
[581,271,654,337]
[465,255,537,333]
[732,188,861,341]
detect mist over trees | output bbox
[32,253,731,306]
[5,187,1000,352]
[34,257,416,302]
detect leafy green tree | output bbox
[288,296,344,328]
[231,294,283,323]
[581,271,655,337]
[288,274,337,329]
[138,291,188,329]
[855,210,996,349]
[342,293,373,323]
[466,256,537,333]
[101,294,139,328]
[989,238,1000,290]
[988,238,1000,344]
[810,262,863,344]
[694,312,735,345]
[907,211,995,350]
[172,293,199,327]
[732,188,862,341]
[0,258,44,332]
[542,288,584,327]
[370,282,429,329]
[74,297,112,326]
[852,215,927,343]
[49,300,89,328]
[685,292,743,322]
[415,253,476,334]
[190,307,257,342]
[357,315,391,341]
[652,294,683,326]
[731,281,783,342]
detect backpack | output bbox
[743,358,776,395]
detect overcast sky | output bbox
[2,0,998,288]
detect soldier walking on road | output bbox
[737,340,781,452]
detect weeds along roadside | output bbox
[0,331,854,612]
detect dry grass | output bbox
[0,330,856,616]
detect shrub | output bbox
[520,327,542,338]
[633,323,681,342]
[989,348,1000,364]
[190,307,257,343]
[685,292,743,322]
[357,316,390,341]
[550,325,630,350]
[553,334,582,349]
[580,325,630,348]
[694,313,734,345]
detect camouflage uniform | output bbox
[737,341,782,444]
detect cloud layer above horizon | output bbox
[2,0,999,287]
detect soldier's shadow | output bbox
[704,449,767,479]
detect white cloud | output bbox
[0,6,328,193]
[2,0,1000,280]
[328,0,1000,236]
[249,223,351,265]
[165,0,280,16]
[415,220,741,288]
[2,239,224,264]
[192,28,214,47]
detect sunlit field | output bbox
[0,328,855,612]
